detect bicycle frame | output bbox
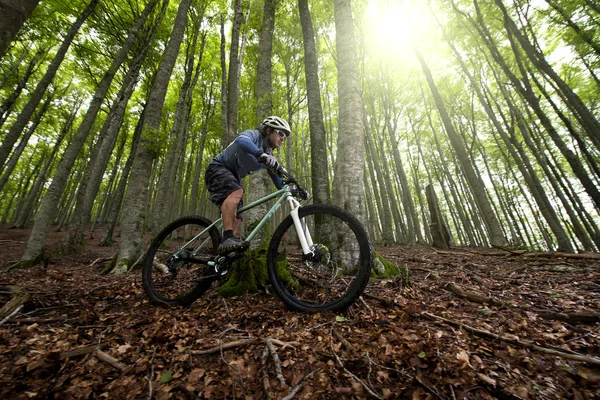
[180,185,314,258]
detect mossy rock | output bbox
[371,251,408,281]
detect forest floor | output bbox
[0,224,599,399]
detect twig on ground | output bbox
[260,345,274,398]
[444,282,507,308]
[87,257,113,268]
[48,344,103,361]
[191,338,299,355]
[222,298,231,319]
[147,347,157,400]
[329,324,383,399]
[265,336,288,389]
[95,349,126,371]
[220,341,246,397]
[280,369,318,400]
[359,296,375,315]
[0,285,29,326]
[415,370,446,399]
[362,292,396,307]
[0,305,23,326]
[422,312,600,366]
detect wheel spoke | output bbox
[142,217,219,306]
[268,205,372,312]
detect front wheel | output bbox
[142,216,220,306]
[267,204,373,312]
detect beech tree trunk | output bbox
[0,0,40,58]
[224,0,243,147]
[298,0,330,205]
[13,0,100,267]
[426,185,451,249]
[114,0,192,273]
[416,47,507,248]
[245,0,276,247]
[332,0,367,223]
[62,0,161,251]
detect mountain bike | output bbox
[141,165,373,313]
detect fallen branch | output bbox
[0,285,29,326]
[47,344,103,361]
[147,347,157,400]
[220,342,246,397]
[87,257,113,268]
[444,282,507,308]
[539,312,600,324]
[522,251,600,260]
[362,292,396,307]
[190,338,299,355]
[330,325,383,399]
[422,312,600,366]
[95,349,126,371]
[281,370,318,400]
[265,336,287,389]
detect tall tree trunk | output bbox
[220,15,228,148]
[188,86,215,215]
[332,0,367,222]
[493,0,600,151]
[13,106,76,228]
[224,0,243,146]
[298,0,330,205]
[0,91,53,192]
[62,0,161,251]
[114,0,191,273]
[416,48,507,247]
[100,109,144,247]
[0,0,40,58]
[153,10,203,233]
[246,0,276,247]
[0,0,98,174]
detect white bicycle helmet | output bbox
[262,116,291,137]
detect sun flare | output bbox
[364,0,435,61]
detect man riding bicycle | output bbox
[204,116,291,254]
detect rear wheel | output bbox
[142,216,220,306]
[267,204,373,312]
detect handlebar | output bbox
[267,164,309,200]
[256,155,309,200]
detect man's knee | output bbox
[226,189,244,203]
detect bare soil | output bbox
[1,223,599,399]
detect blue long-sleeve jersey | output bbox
[210,129,283,189]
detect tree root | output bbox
[190,337,299,355]
[444,282,507,308]
[422,312,600,366]
[539,312,600,324]
[0,285,29,326]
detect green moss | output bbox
[275,252,299,291]
[101,254,118,274]
[218,243,269,297]
[8,255,44,270]
[371,251,409,281]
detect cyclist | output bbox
[205,116,291,254]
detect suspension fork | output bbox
[287,197,314,255]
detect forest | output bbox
[1,0,600,398]
[0,0,599,266]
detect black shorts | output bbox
[204,163,244,219]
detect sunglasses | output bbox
[275,129,288,139]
